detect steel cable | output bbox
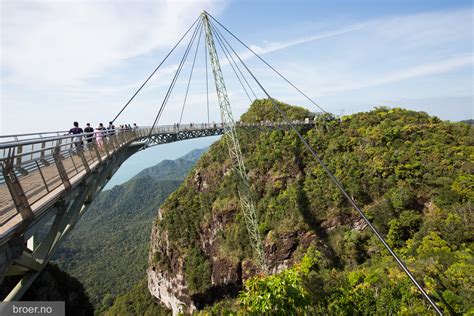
[210,24,252,103]
[111,16,201,123]
[208,13,328,114]
[147,20,203,140]
[211,23,258,101]
[179,24,203,124]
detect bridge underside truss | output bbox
[139,127,224,147]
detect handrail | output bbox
[0,121,314,166]
[0,131,69,139]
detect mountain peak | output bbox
[240,99,313,123]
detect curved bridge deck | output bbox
[0,124,222,239]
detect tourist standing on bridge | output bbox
[68,121,83,149]
[84,123,94,147]
[133,123,138,131]
[107,122,115,136]
[96,123,105,151]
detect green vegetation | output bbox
[153,100,473,314]
[239,98,311,123]
[53,149,206,313]
[185,247,212,294]
[104,278,170,316]
[239,247,318,314]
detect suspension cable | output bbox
[154,21,202,128]
[111,16,201,124]
[147,20,203,140]
[179,24,203,124]
[211,24,252,103]
[211,23,258,101]
[208,13,328,114]
[209,19,443,316]
[205,34,210,124]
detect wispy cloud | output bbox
[246,24,365,56]
[322,54,474,93]
[1,0,225,85]
[216,23,364,67]
[253,8,473,96]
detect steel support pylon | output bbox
[202,11,267,273]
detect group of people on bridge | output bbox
[68,121,138,150]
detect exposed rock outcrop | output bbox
[148,204,319,314]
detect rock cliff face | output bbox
[147,203,318,314]
[147,100,318,314]
[148,222,194,314]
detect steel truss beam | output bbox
[202,11,267,273]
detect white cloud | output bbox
[215,23,364,67]
[0,0,225,85]
[245,24,365,57]
[321,54,474,94]
[250,8,473,97]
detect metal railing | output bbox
[0,129,139,226]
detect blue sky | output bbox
[1,0,473,136]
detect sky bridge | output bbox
[0,120,313,300]
[0,11,442,315]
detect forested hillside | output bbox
[53,148,206,313]
[148,99,473,314]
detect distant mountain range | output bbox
[133,148,207,181]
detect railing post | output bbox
[108,136,116,152]
[77,149,90,174]
[93,143,102,162]
[117,133,125,146]
[35,160,49,193]
[53,147,71,191]
[102,139,110,157]
[111,135,120,150]
[2,156,34,224]
[39,141,50,166]
[15,145,23,166]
